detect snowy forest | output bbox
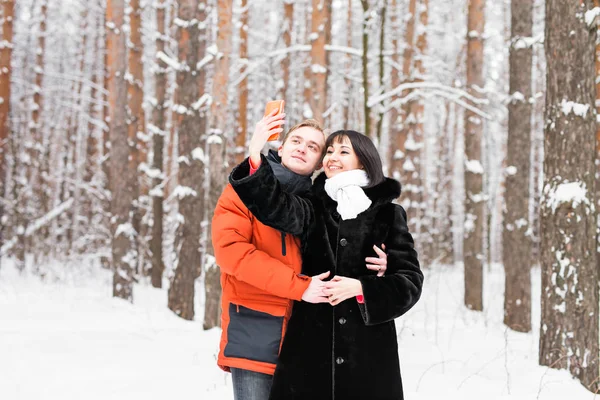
[0,0,599,398]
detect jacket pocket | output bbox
[224,303,284,364]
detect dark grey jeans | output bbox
[231,367,273,400]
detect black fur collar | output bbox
[266,150,312,195]
[312,172,401,207]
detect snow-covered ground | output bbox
[0,259,592,400]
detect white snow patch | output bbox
[403,159,416,172]
[115,222,136,240]
[515,218,528,229]
[404,137,424,152]
[311,64,327,74]
[393,150,405,160]
[0,260,592,400]
[560,99,590,118]
[505,166,517,176]
[585,7,600,26]
[207,135,223,145]
[465,159,484,174]
[191,147,206,163]
[510,91,525,103]
[545,181,590,213]
[172,185,198,199]
[157,51,182,71]
[149,186,164,198]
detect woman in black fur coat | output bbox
[229,128,424,400]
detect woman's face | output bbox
[323,136,363,178]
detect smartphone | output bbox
[264,100,285,141]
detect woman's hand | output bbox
[248,109,286,166]
[301,271,331,304]
[365,244,386,277]
[323,276,363,306]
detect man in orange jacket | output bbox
[212,112,329,400]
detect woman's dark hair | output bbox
[325,130,385,187]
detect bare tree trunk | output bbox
[68,8,90,255]
[281,0,293,101]
[304,0,331,124]
[107,0,135,301]
[595,0,600,304]
[430,100,456,265]
[463,0,485,311]
[530,5,545,269]
[165,3,180,200]
[150,0,168,289]
[130,0,148,173]
[343,0,353,127]
[100,6,112,269]
[84,12,101,234]
[360,0,371,137]
[31,0,47,188]
[30,0,48,261]
[540,0,599,391]
[375,3,386,142]
[204,0,233,330]
[128,0,145,274]
[234,0,248,165]
[102,8,111,191]
[389,0,414,184]
[0,0,15,261]
[503,0,533,333]
[167,0,207,320]
[405,0,428,245]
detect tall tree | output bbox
[31,0,47,184]
[127,0,145,273]
[102,5,111,195]
[389,0,415,185]
[35,0,50,250]
[101,2,112,269]
[150,0,168,288]
[84,12,102,230]
[431,101,456,264]
[404,0,428,240]
[281,0,293,100]
[167,0,206,320]
[375,2,387,142]
[204,0,233,330]
[0,0,15,259]
[107,0,136,301]
[234,0,248,165]
[463,0,485,311]
[67,8,91,254]
[540,0,598,391]
[305,0,331,124]
[359,0,371,137]
[503,0,533,333]
[343,0,353,127]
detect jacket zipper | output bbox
[280,231,287,256]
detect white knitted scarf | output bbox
[324,169,372,220]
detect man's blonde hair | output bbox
[282,119,326,145]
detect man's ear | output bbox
[278,146,284,157]
[315,162,323,171]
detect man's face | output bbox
[278,127,325,176]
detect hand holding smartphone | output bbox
[264,100,285,141]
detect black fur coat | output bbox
[230,156,424,400]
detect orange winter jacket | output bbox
[212,184,311,376]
